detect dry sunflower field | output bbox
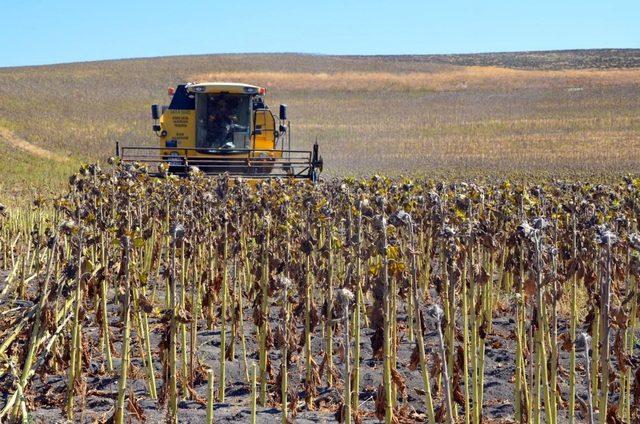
[0,162,639,423]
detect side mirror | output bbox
[279,104,288,120]
[151,104,160,120]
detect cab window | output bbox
[196,93,251,149]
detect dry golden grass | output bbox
[195,66,640,91]
[1,52,640,203]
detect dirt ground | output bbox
[1,270,637,423]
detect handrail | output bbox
[116,144,318,180]
[120,146,313,154]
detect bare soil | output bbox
[4,269,634,423]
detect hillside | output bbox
[1,50,640,202]
[374,48,640,70]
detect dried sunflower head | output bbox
[532,217,547,230]
[517,221,534,238]
[170,223,185,241]
[336,288,355,306]
[389,210,412,227]
[595,226,617,245]
[60,220,77,235]
[425,304,444,325]
[440,226,457,239]
[576,332,591,351]
[628,233,640,250]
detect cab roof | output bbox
[185,82,264,95]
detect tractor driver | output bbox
[207,96,239,148]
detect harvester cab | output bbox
[117,82,322,180]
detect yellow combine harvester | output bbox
[117,82,322,180]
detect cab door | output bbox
[252,109,276,152]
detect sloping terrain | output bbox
[382,48,640,70]
[0,126,68,162]
[1,50,640,202]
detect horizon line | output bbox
[1,47,639,70]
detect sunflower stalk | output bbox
[114,233,132,424]
[66,224,84,421]
[219,221,229,402]
[380,212,393,424]
[408,219,436,423]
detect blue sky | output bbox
[1,0,638,67]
